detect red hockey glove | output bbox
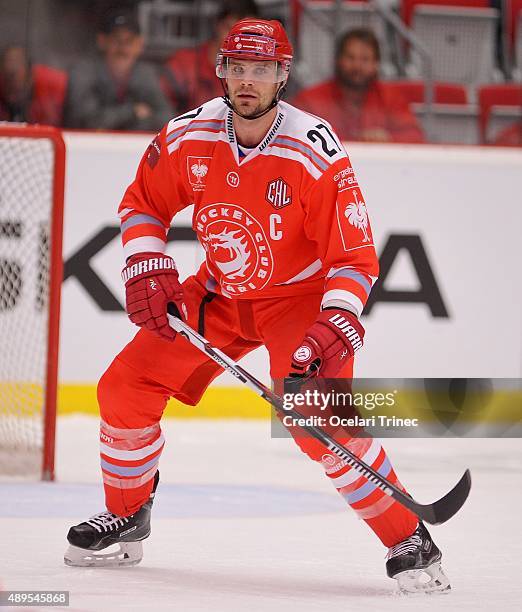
[289,308,365,379]
[122,252,186,341]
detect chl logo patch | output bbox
[188,156,211,191]
[265,177,292,209]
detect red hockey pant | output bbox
[98,276,417,547]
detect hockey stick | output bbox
[167,311,471,525]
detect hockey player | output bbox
[65,18,449,593]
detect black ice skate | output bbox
[64,472,159,567]
[386,522,450,594]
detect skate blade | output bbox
[395,561,451,595]
[64,541,143,568]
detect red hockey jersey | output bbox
[118,98,379,316]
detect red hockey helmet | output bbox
[216,18,293,83]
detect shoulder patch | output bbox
[146,135,161,169]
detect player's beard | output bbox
[235,100,269,118]
[229,86,277,119]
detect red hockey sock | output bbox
[99,419,164,516]
[322,437,418,547]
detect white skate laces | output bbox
[86,511,130,533]
[386,533,423,559]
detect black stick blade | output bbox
[417,469,472,525]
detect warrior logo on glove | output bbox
[293,345,312,363]
[122,252,187,341]
[290,308,365,379]
[327,313,363,351]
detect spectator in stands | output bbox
[292,28,424,144]
[64,9,171,131]
[493,121,522,146]
[163,0,259,113]
[0,45,67,126]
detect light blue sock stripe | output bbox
[101,456,159,477]
[342,457,393,505]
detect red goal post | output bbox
[0,124,65,481]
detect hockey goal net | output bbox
[0,125,65,481]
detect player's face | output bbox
[336,39,379,91]
[226,60,280,118]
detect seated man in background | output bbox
[163,0,258,113]
[64,10,171,131]
[0,45,67,126]
[292,28,424,144]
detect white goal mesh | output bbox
[0,126,64,479]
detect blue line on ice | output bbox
[0,482,344,519]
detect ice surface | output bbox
[0,415,520,611]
